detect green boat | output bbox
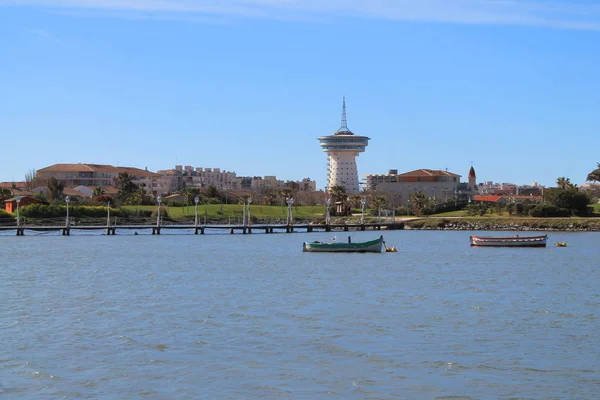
[302,235,385,253]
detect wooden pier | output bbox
[0,222,405,236]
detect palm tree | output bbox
[370,195,388,220]
[182,187,202,204]
[264,192,277,206]
[348,194,362,209]
[47,177,64,201]
[587,163,600,182]
[556,177,571,190]
[410,191,428,217]
[133,187,149,206]
[279,188,294,204]
[328,185,347,203]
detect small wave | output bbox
[435,396,476,400]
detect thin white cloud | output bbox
[3,0,600,30]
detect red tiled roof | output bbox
[37,163,160,177]
[0,182,26,189]
[474,195,502,203]
[397,169,461,178]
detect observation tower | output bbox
[318,97,370,193]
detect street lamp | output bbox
[65,196,70,227]
[247,197,252,226]
[194,196,200,227]
[15,196,21,228]
[156,196,162,226]
[107,201,111,227]
[360,197,366,225]
[325,198,331,225]
[286,197,294,225]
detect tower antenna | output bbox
[337,96,353,134]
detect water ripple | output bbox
[1,231,599,399]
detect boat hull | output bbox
[470,235,547,247]
[303,236,385,253]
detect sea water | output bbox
[1,230,599,399]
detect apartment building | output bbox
[36,163,164,195]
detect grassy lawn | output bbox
[430,210,468,217]
[124,204,330,220]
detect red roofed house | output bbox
[35,163,163,196]
[365,168,463,205]
[4,196,42,213]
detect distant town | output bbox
[2,99,599,213]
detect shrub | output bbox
[0,209,15,221]
[528,204,571,218]
[19,204,133,218]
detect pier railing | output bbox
[0,219,405,236]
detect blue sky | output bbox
[2,0,600,189]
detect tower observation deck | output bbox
[318,97,370,193]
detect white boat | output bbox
[302,235,385,253]
[469,234,548,247]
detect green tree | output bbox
[263,191,277,206]
[279,188,294,204]
[204,185,220,199]
[551,187,591,216]
[348,194,362,209]
[370,195,388,217]
[117,172,139,205]
[506,202,516,216]
[409,191,428,217]
[47,177,64,201]
[328,185,347,203]
[0,187,12,202]
[586,162,600,182]
[133,187,150,206]
[182,187,203,204]
[556,177,572,190]
[92,186,105,196]
[24,169,36,190]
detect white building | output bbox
[318,97,370,194]
[157,166,242,191]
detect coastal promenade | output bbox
[0,221,406,236]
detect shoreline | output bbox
[401,217,600,232]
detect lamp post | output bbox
[247,197,252,226]
[15,196,21,228]
[360,197,366,225]
[242,199,247,227]
[325,198,331,225]
[107,201,111,227]
[194,196,200,227]
[65,196,70,227]
[286,197,294,225]
[156,196,162,227]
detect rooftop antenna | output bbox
[336,96,353,134]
